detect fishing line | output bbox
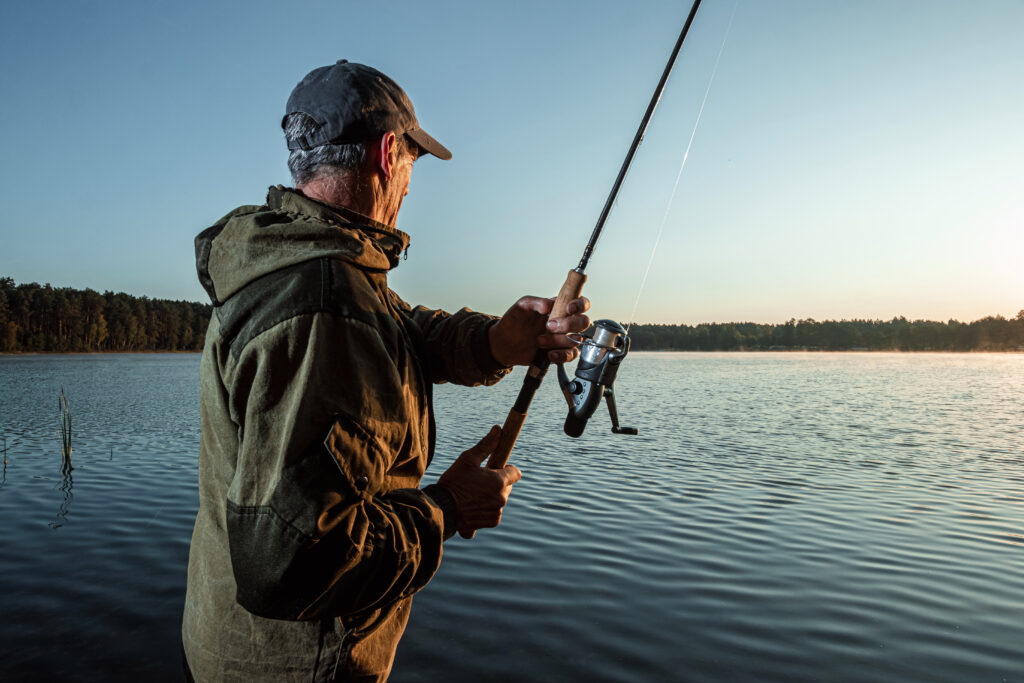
[488,0,718,463]
[625,0,739,333]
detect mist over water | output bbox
[1,353,1021,681]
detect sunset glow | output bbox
[1,0,1020,325]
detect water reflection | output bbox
[48,470,74,530]
[1,353,1022,681]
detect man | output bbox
[181,60,590,681]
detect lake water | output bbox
[0,352,1021,682]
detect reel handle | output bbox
[487,268,587,469]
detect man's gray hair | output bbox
[283,112,367,186]
[283,113,414,187]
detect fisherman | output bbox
[181,60,590,681]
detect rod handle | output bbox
[487,406,526,470]
[486,268,587,470]
[551,268,587,320]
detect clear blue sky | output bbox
[1,0,1021,325]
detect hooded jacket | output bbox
[182,187,510,681]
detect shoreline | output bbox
[2,349,1021,356]
[0,350,203,356]
[632,348,1024,353]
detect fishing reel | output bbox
[556,319,637,438]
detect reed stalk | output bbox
[58,386,72,472]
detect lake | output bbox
[0,352,1021,682]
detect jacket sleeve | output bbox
[388,290,511,386]
[223,311,455,623]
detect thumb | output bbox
[456,425,501,467]
[500,464,523,486]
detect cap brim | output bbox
[406,128,452,161]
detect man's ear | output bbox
[376,131,397,181]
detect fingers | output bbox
[506,295,588,323]
[545,313,590,335]
[541,296,589,363]
[458,505,507,537]
[456,425,501,467]
[537,324,585,363]
[445,457,521,541]
[547,347,579,364]
[565,297,590,315]
[491,294,591,368]
[546,297,590,333]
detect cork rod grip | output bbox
[487,407,526,470]
[551,268,587,320]
[486,268,587,470]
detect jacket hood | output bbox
[195,186,411,305]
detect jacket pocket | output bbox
[323,411,389,502]
[226,414,386,620]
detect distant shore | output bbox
[3,348,1021,357]
[4,277,1022,354]
[0,350,203,356]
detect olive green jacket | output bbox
[182,187,509,682]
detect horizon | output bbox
[3,274,1019,328]
[1,1,1021,325]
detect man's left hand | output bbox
[488,296,591,366]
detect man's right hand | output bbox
[437,425,522,539]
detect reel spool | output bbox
[556,319,637,438]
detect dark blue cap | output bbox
[283,60,451,160]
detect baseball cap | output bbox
[283,59,452,160]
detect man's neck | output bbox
[300,175,390,226]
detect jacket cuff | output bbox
[422,484,458,540]
[472,319,508,376]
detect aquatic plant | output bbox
[58,386,72,472]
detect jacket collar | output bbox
[266,186,411,264]
[195,186,413,305]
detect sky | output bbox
[1,0,1021,325]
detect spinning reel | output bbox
[556,319,637,438]
[488,2,703,467]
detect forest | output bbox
[1,277,1021,353]
[628,314,1024,351]
[1,278,210,352]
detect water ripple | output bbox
[2,352,1023,682]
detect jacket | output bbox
[182,186,510,681]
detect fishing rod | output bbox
[487,0,704,470]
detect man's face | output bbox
[381,140,418,226]
[393,143,418,203]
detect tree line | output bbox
[2,277,1021,353]
[628,314,1024,352]
[0,277,211,352]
